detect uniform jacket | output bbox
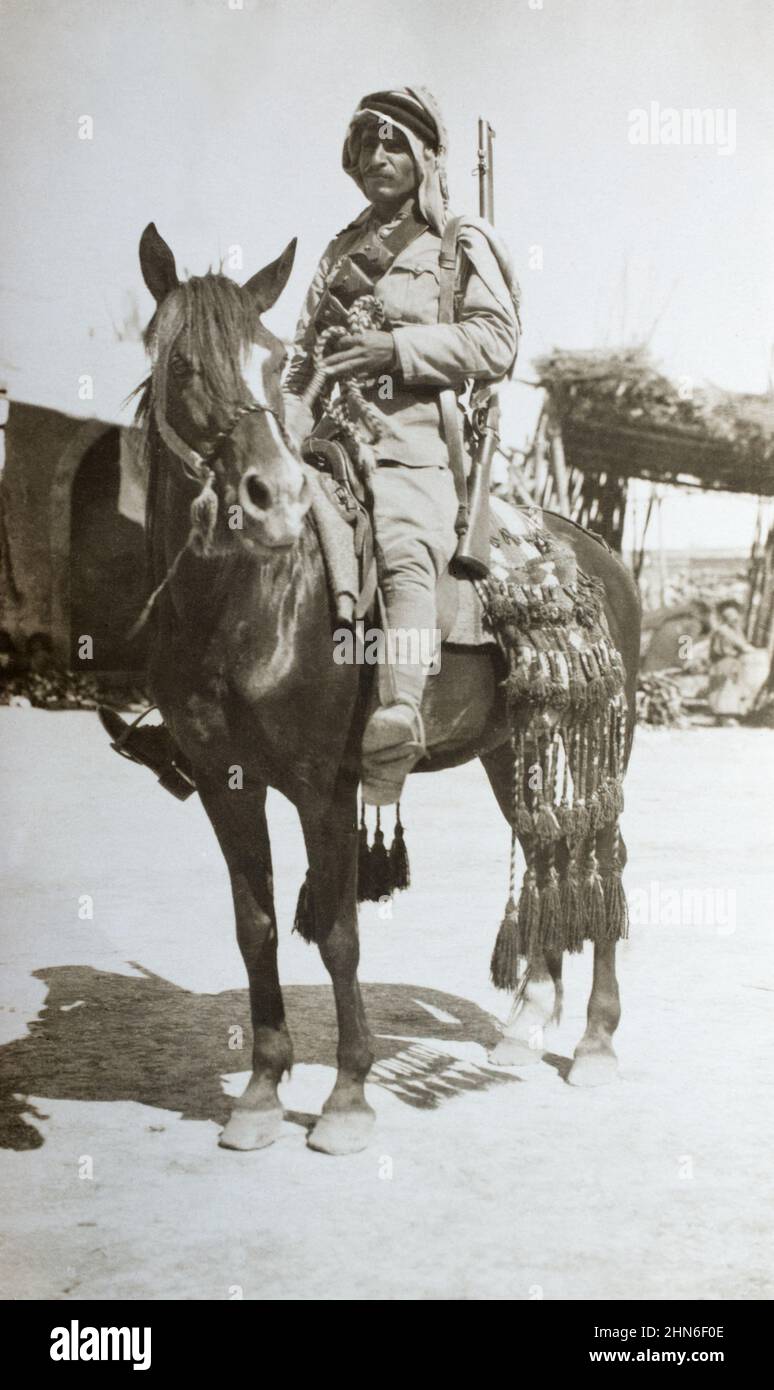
[286,208,519,468]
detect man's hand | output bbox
[322,330,397,379]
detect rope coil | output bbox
[298,294,389,472]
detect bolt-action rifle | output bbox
[449,118,500,580]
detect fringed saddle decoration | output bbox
[482,517,630,989]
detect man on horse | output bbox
[101,86,520,805]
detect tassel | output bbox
[604,870,630,941]
[539,865,563,951]
[388,803,411,891]
[368,810,393,902]
[529,671,551,704]
[572,801,590,840]
[357,806,373,903]
[596,781,614,827]
[293,873,316,943]
[602,826,629,941]
[490,896,522,990]
[561,862,584,953]
[518,865,541,959]
[532,801,562,842]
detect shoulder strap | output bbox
[437,216,469,533]
[438,214,462,324]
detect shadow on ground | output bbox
[0,965,519,1149]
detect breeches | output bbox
[366,462,458,705]
[368,462,458,622]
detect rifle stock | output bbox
[449,396,499,579]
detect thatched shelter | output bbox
[519,346,774,550]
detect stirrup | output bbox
[98,705,197,802]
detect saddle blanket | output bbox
[441,495,545,648]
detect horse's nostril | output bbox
[243,473,272,513]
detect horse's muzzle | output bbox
[238,467,311,548]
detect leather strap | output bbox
[437,216,469,534]
[315,210,427,327]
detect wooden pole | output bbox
[548,411,570,515]
[655,486,667,606]
[531,407,548,502]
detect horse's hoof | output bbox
[307,1107,375,1156]
[488,1037,544,1067]
[567,1051,619,1088]
[219,1106,283,1151]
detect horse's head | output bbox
[139,222,311,552]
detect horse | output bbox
[135,222,641,1156]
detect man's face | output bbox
[357,120,417,205]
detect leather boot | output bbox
[98,707,196,801]
[361,700,426,806]
[360,589,436,806]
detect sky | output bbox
[2,0,773,550]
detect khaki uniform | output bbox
[288,208,519,645]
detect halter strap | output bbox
[151,299,287,483]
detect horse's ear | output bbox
[139,222,179,304]
[243,238,297,313]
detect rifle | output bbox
[449,118,499,580]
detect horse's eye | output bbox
[170,354,192,379]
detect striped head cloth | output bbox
[342,86,450,233]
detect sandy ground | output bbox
[0,707,772,1301]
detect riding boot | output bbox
[98,707,197,801]
[361,587,438,807]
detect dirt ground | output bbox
[1,707,772,1301]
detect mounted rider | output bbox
[283,87,520,803]
[101,86,520,804]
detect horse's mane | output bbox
[127,271,259,579]
[129,271,256,428]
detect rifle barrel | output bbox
[477,117,487,219]
[486,124,495,224]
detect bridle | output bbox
[128,305,296,638]
[150,299,292,487]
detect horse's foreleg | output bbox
[198,779,292,1149]
[490,948,563,1067]
[568,823,626,1087]
[481,742,563,1066]
[298,795,374,1155]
